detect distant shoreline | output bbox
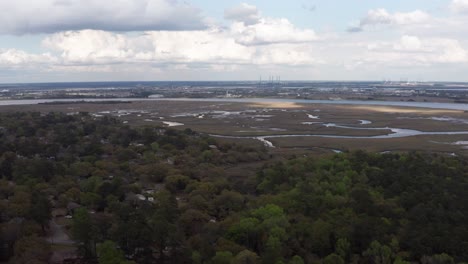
[0,97,467,111]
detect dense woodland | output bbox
[0,112,467,264]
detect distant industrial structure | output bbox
[258,75,283,88]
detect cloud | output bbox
[224,3,260,26]
[350,35,468,67]
[36,3,321,66]
[230,18,318,46]
[349,9,430,32]
[0,0,207,34]
[393,35,423,52]
[40,28,320,67]
[224,3,317,46]
[42,29,251,65]
[450,0,468,13]
[4,3,468,82]
[42,30,136,64]
[0,49,56,66]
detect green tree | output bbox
[335,238,351,260]
[322,253,345,264]
[97,240,132,264]
[288,255,304,264]
[29,191,51,232]
[232,250,260,264]
[210,251,233,264]
[263,236,282,264]
[228,218,260,251]
[363,241,393,264]
[72,207,96,258]
[310,218,332,256]
[420,253,455,264]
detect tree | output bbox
[335,238,351,261]
[29,191,51,232]
[210,251,233,264]
[150,212,177,263]
[232,250,260,264]
[420,253,455,264]
[363,241,393,264]
[72,208,96,258]
[97,240,133,264]
[112,208,153,262]
[213,190,245,219]
[8,189,31,218]
[288,255,304,264]
[228,218,260,251]
[322,253,344,264]
[11,235,51,264]
[310,219,332,256]
[165,174,191,193]
[149,190,180,263]
[263,236,282,264]
[179,209,210,236]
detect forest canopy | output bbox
[0,112,467,264]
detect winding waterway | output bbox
[211,124,468,148]
[1,97,467,149]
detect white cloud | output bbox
[253,43,321,65]
[433,39,468,63]
[349,9,430,32]
[450,0,468,13]
[230,18,318,46]
[3,3,468,82]
[224,3,260,26]
[40,28,320,67]
[393,35,423,51]
[142,30,255,64]
[43,30,135,64]
[36,3,321,67]
[349,35,468,67]
[0,49,56,66]
[42,29,252,65]
[0,0,207,34]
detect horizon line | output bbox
[1,80,468,85]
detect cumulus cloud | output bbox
[40,28,320,66]
[42,30,249,65]
[43,30,136,64]
[351,35,468,67]
[35,3,321,66]
[230,18,318,45]
[0,0,207,34]
[224,3,317,45]
[450,0,468,13]
[393,35,424,52]
[349,9,430,32]
[4,2,468,81]
[0,49,56,66]
[224,3,260,25]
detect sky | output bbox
[1,0,468,83]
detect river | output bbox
[0,97,467,111]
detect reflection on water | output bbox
[163,121,184,127]
[359,120,372,125]
[0,97,467,111]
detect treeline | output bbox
[0,112,467,263]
